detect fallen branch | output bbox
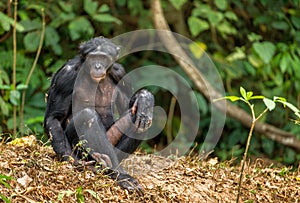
[151,0,300,151]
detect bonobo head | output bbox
[79,37,121,83]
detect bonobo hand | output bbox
[131,90,154,133]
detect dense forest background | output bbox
[0,0,300,165]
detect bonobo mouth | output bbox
[91,73,106,82]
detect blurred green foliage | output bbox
[0,0,299,164]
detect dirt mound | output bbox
[0,136,299,202]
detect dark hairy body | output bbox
[44,37,154,194]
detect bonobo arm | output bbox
[44,57,81,161]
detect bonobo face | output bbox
[85,53,113,83]
[84,42,121,83]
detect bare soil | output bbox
[0,136,299,202]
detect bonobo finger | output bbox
[74,160,96,166]
[134,115,141,130]
[137,116,147,133]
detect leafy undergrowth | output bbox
[0,136,299,202]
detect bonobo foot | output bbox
[108,170,144,196]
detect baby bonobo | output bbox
[44,37,154,194]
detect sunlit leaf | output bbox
[249,95,265,100]
[263,98,276,111]
[214,96,240,102]
[246,91,253,100]
[240,87,247,100]
[189,41,207,59]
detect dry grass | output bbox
[0,136,299,202]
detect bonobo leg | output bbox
[115,136,143,162]
[65,108,143,194]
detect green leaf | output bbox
[246,91,253,100]
[92,14,122,25]
[214,96,240,102]
[84,0,98,16]
[16,84,28,90]
[0,11,24,32]
[169,0,187,10]
[253,42,276,64]
[10,90,20,106]
[224,11,238,21]
[271,21,289,30]
[76,187,84,203]
[45,26,62,55]
[240,87,247,100]
[291,16,300,29]
[0,96,9,116]
[249,95,265,100]
[273,96,286,103]
[207,11,223,27]
[85,189,100,201]
[215,0,227,10]
[0,85,10,90]
[58,1,73,13]
[247,32,262,42]
[116,0,126,6]
[226,47,245,62]
[279,53,290,73]
[24,31,41,52]
[68,17,94,40]
[226,96,241,102]
[0,194,10,203]
[188,17,209,36]
[19,19,42,32]
[98,4,110,12]
[248,54,264,68]
[276,100,300,116]
[216,21,237,35]
[263,98,276,111]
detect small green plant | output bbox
[57,187,100,202]
[215,86,300,203]
[0,174,13,203]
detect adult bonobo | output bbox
[44,37,154,194]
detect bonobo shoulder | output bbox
[50,56,81,95]
[109,63,126,83]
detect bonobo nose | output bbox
[95,63,102,69]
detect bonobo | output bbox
[44,37,154,194]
